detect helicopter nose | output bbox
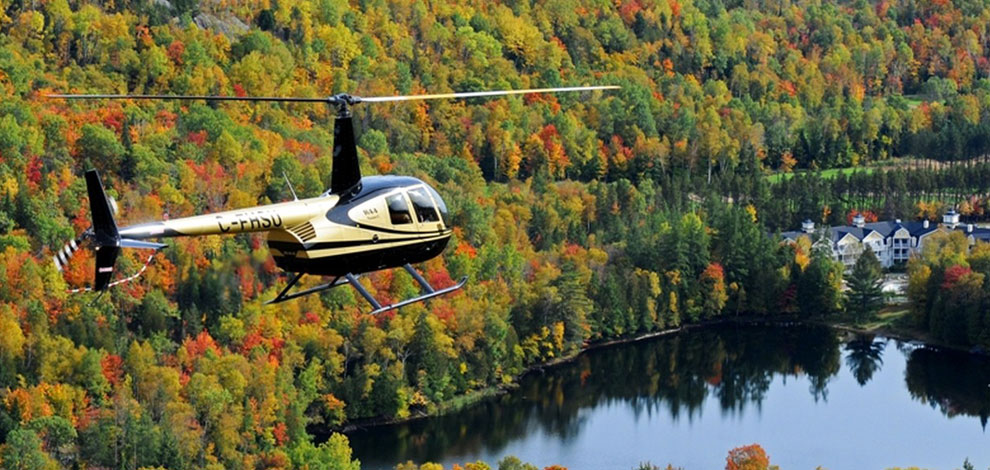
[422,183,450,228]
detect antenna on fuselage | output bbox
[282,171,299,201]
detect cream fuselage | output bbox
[117,176,452,276]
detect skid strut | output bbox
[266,263,467,314]
[265,273,349,305]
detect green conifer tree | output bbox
[846,246,885,323]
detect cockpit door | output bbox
[383,192,417,231]
[348,186,444,236]
[348,190,419,234]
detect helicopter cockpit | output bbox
[345,180,449,234]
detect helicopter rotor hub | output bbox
[329,93,362,116]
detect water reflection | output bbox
[347,325,990,469]
[844,335,885,386]
[905,346,990,428]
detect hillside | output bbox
[3,0,990,468]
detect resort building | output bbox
[782,210,990,269]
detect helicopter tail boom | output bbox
[116,196,335,240]
[58,169,333,292]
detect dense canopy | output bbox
[2,0,990,468]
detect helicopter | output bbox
[49,85,619,314]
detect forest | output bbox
[718,162,990,231]
[906,230,990,348]
[2,0,990,468]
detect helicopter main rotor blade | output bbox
[47,85,619,106]
[47,94,331,103]
[358,85,620,103]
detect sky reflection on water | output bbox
[348,325,990,470]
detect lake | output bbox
[346,324,990,469]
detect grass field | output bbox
[766,166,875,183]
[901,94,927,109]
[764,155,971,183]
[858,305,911,331]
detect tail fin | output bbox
[85,170,121,291]
[85,170,119,243]
[93,244,120,291]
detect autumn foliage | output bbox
[726,444,773,470]
[1,0,989,467]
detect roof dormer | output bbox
[943,209,960,229]
[852,213,865,228]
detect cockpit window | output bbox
[425,185,449,225]
[408,187,440,223]
[387,193,413,225]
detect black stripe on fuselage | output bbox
[271,237,450,276]
[269,226,451,251]
[354,224,436,235]
[268,235,426,252]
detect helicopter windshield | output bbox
[407,187,440,223]
[425,185,449,226]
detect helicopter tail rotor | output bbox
[52,234,86,272]
[54,170,166,292]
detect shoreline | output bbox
[331,310,984,435]
[338,324,691,433]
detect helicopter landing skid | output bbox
[264,272,350,305]
[265,264,467,315]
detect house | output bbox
[782,210,990,269]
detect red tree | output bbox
[942,264,973,290]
